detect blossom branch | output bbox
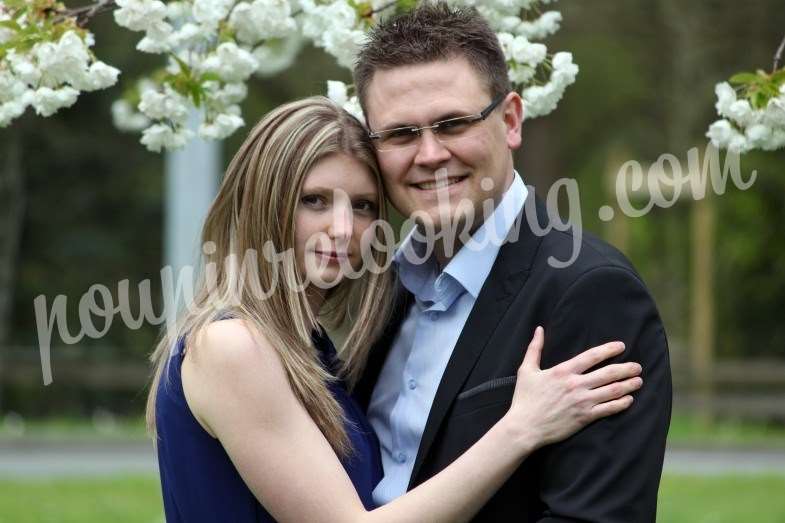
[774,33,785,73]
[369,1,397,16]
[57,0,118,27]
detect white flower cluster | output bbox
[486,9,561,41]
[324,0,574,122]
[478,1,575,119]
[326,80,364,121]
[707,82,785,154]
[0,27,119,126]
[498,32,547,84]
[521,51,578,118]
[300,0,368,70]
[3,0,575,151]
[112,0,303,151]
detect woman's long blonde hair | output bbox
[145,96,394,457]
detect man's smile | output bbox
[410,174,469,191]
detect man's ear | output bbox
[502,92,524,150]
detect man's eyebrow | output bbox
[378,110,473,130]
[377,120,418,130]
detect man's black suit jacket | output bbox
[355,194,672,522]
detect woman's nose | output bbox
[327,198,353,242]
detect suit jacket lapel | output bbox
[407,193,548,488]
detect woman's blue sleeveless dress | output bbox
[155,328,383,522]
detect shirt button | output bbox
[408,379,417,390]
[396,451,407,463]
[428,311,438,321]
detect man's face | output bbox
[364,56,523,235]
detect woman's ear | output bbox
[503,92,524,150]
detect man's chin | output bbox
[413,208,475,238]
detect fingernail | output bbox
[536,326,543,334]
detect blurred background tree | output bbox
[0,0,783,421]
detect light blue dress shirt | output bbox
[368,172,528,505]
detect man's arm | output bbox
[535,266,672,523]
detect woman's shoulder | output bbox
[187,319,280,370]
[182,319,294,437]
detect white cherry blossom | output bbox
[202,42,259,82]
[327,80,349,106]
[0,98,29,126]
[341,96,364,121]
[31,86,79,117]
[199,112,245,140]
[253,35,304,77]
[706,119,735,149]
[114,0,168,32]
[192,0,234,28]
[136,20,174,53]
[714,82,737,118]
[229,0,297,45]
[139,86,190,124]
[112,99,152,131]
[141,123,194,152]
[517,11,561,40]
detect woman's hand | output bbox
[502,326,643,452]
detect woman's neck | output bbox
[305,286,327,316]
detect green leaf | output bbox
[3,0,28,10]
[396,0,417,13]
[217,21,235,43]
[750,90,766,110]
[730,72,762,85]
[760,83,780,97]
[0,20,22,32]
[771,69,785,86]
[200,72,222,83]
[191,89,202,107]
[169,53,192,77]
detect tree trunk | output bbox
[0,133,26,412]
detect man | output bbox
[352,3,672,522]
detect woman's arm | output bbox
[182,321,641,523]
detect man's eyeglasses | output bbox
[368,94,506,152]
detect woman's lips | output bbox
[313,251,349,263]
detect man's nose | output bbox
[413,129,451,168]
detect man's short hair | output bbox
[354,1,511,116]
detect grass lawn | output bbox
[667,414,785,448]
[658,474,785,522]
[0,476,163,523]
[1,474,785,522]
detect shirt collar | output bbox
[395,171,528,300]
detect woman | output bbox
[146,96,642,522]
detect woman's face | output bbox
[294,152,380,288]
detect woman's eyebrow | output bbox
[302,186,378,200]
[351,192,379,201]
[300,186,331,194]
